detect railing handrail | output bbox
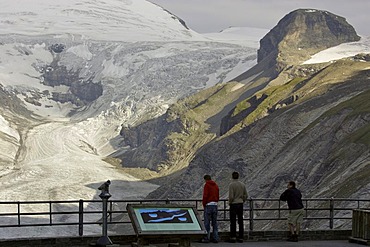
[1,197,369,203]
[0,198,369,237]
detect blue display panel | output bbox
[127,204,206,235]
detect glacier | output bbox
[0,0,265,238]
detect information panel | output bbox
[126,204,206,235]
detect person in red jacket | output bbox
[201,174,219,243]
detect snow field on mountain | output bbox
[0,0,205,41]
[303,36,370,64]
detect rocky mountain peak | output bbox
[257,9,361,65]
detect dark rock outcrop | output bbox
[50,43,66,53]
[42,60,103,105]
[70,79,103,102]
[258,9,360,65]
[114,82,247,175]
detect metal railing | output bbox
[0,198,369,236]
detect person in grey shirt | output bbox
[228,171,248,243]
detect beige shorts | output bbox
[288,208,304,225]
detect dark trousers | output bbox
[230,203,244,239]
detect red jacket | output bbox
[202,180,219,207]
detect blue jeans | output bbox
[204,205,219,241]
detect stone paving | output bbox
[116,240,363,247]
[189,240,362,247]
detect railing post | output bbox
[109,201,113,223]
[249,198,254,231]
[49,202,52,226]
[17,201,20,226]
[305,199,308,218]
[78,199,84,236]
[329,198,334,229]
[224,200,227,221]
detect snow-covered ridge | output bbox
[203,27,269,47]
[303,36,370,64]
[0,0,205,41]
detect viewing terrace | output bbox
[0,198,369,246]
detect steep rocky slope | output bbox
[115,82,248,176]
[148,58,370,201]
[141,9,370,213]
[117,9,366,180]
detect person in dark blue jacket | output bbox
[280,181,304,242]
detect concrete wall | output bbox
[0,230,352,247]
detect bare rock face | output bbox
[148,59,370,208]
[42,48,103,106]
[258,9,360,66]
[146,9,370,218]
